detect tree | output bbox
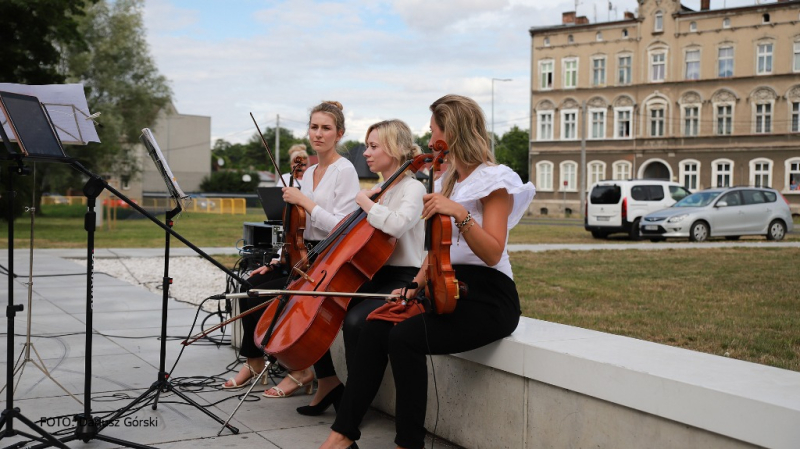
[414,131,432,151]
[65,0,171,178]
[0,0,96,84]
[200,170,260,193]
[0,0,97,221]
[496,126,530,182]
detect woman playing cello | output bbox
[321,94,536,449]
[223,101,360,394]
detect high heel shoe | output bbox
[263,372,314,398]
[221,363,266,389]
[296,383,344,416]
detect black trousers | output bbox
[237,265,417,379]
[331,265,520,449]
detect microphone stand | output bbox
[98,205,238,435]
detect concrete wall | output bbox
[330,317,800,449]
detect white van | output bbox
[584,180,691,239]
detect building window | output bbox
[723,17,730,28]
[762,13,770,24]
[716,104,733,135]
[622,28,629,38]
[539,60,554,90]
[544,37,550,47]
[713,160,733,187]
[680,161,700,190]
[536,161,554,191]
[590,109,606,139]
[589,161,606,186]
[568,34,574,44]
[685,49,700,80]
[649,107,665,137]
[613,161,631,180]
[654,12,663,32]
[755,103,772,134]
[718,47,733,78]
[690,21,697,32]
[651,51,666,82]
[537,111,553,140]
[792,102,799,133]
[751,160,771,188]
[596,32,603,42]
[592,57,606,86]
[794,42,800,72]
[684,106,699,136]
[787,159,800,191]
[563,58,578,88]
[757,43,773,75]
[561,109,578,140]
[615,107,632,138]
[560,161,577,191]
[618,55,632,85]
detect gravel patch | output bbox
[71,256,235,311]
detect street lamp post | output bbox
[491,78,512,156]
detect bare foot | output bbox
[263,368,314,398]
[222,358,265,388]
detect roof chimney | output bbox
[562,11,576,24]
[701,0,710,11]
[576,16,590,24]
[624,11,635,20]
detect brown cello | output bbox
[422,140,460,314]
[253,153,434,371]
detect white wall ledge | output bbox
[453,318,800,449]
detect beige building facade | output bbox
[529,0,800,217]
[124,102,211,200]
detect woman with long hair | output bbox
[223,101,360,403]
[320,94,535,449]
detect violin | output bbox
[253,152,434,370]
[422,140,459,314]
[249,113,308,272]
[279,156,308,270]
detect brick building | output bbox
[528,0,800,216]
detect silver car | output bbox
[639,187,794,242]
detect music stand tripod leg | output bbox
[0,160,70,449]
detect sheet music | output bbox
[0,83,100,145]
[141,128,189,202]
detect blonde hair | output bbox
[365,119,422,177]
[287,143,309,161]
[429,94,494,197]
[309,100,346,135]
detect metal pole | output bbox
[580,101,587,218]
[275,114,280,176]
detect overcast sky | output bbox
[142,0,762,146]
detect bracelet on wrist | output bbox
[455,212,472,229]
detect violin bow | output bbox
[250,112,287,188]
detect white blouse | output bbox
[435,163,536,279]
[300,157,360,241]
[366,175,426,268]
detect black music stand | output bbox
[0,91,251,449]
[96,129,238,435]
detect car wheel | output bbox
[629,218,642,241]
[766,220,786,241]
[724,236,740,241]
[591,230,608,239]
[689,221,709,242]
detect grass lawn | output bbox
[2,205,799,371]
